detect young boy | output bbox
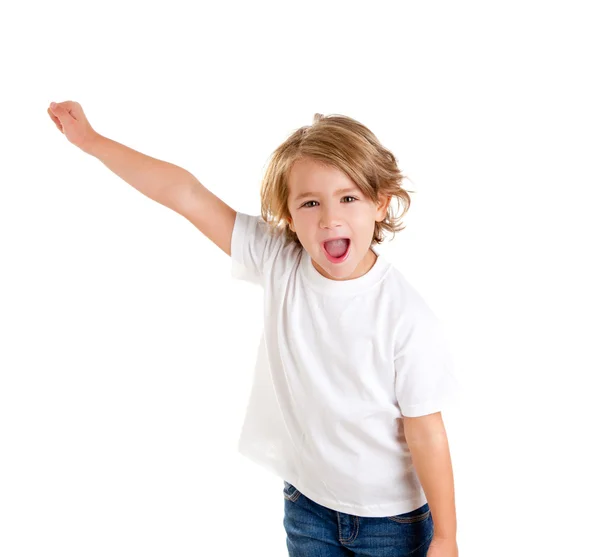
[48,101,460,557]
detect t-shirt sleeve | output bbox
[230,212,284,286]
[394,301,460,418]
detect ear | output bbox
[375,194,391,222]
[286,215,295,232]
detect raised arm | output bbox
[48,101,237,256]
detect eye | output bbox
[300,196,358,209]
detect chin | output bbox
[319,259,358,281]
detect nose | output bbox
[319,205,342,229]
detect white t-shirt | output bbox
[230,212,459,518]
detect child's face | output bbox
[286,157,390,281]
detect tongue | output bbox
[324,239,349,258]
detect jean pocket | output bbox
[386,503,431,524]
[283,481,301,502]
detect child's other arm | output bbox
[404,412,458,555]
[48,101,237,256]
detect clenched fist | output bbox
[47,101,100,154]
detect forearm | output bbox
[404,414,457,540]
[86,134,197,210]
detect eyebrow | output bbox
[293,187,359,202]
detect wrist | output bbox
[82,132,104,156]
[433,533,457,542]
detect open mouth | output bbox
[322,238,351,263]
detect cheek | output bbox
[290,212,312,230]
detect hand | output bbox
[47,101,100,153]
[427,536,458,557]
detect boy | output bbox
[48,101,459,557]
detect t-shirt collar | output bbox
[300,245,390,296]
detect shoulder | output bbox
[378,262,446,352]
[233,212,294,254]
[380,263,437,320]
[231,212,300,285]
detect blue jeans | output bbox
[283,481,434,557]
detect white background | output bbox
[1,1,598,555]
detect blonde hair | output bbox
[260,113,413,246]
